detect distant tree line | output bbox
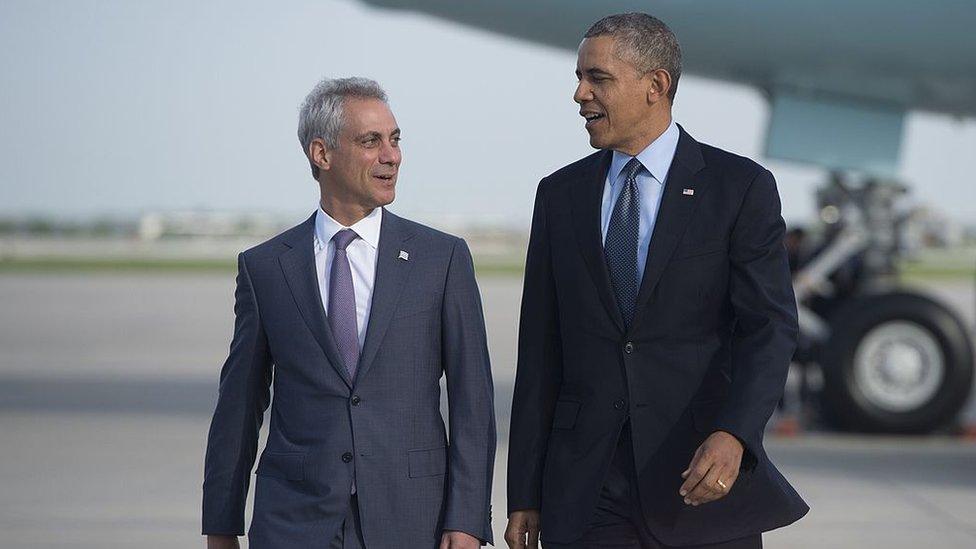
[0,217,138,237]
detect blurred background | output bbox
[1,1,975,547]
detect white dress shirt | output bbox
[313,206,382,350]
[600,119,680,284]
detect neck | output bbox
[319,192,372,227]
[616,109,672,157]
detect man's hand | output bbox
[504,509,540,549]
[206,535,239,549]
[679,430,743,506]
[440,530,481,549]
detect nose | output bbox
[574,79,592,104]
[379,139,400,166]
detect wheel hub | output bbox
[852,321,944,413]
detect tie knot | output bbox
[332,229,358,251]
[623,157,644,182]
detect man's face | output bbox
[574,36,654,152]
[323,98,401,210]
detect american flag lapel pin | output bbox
[682,188,695,196]
[398,250,409,261]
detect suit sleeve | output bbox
[202,252,273,535]
[715,168,798,470]
[507,179,563,513]
[441,238,497,545]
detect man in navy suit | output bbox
[203,77,495,549]
[506,13,808,549]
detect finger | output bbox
[681,446,703,479]
[684,463,719,505]
[527,523,540,549]
[511,532,526,549]
[724,466,740,491]
[679,446,704,487]
[696,462,731,504]
[683,454,723,505]
[504,524,524,549]
[679,449,712,498]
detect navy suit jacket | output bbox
[508,126,808,545]
[203,209,496,548]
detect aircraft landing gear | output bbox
[819,292,974,433]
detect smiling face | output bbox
[315,97,401,219]
[575,35,666,155]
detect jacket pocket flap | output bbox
[551,400,581,430]
[255,452,305,481]
[408,446,447,478]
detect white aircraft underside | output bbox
[362,0,976,174]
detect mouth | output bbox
[372,173,396,182]
[581,110,605,129]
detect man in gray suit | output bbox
[202,77,495,549]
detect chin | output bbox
[588,133,608,150]
[375,189,396,207]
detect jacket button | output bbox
[614,399,626,410]
[342,452,353,463]
[351,395,362,406]
[624,342,634,354]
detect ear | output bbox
[309,138,333,173]
[646,69,672,104]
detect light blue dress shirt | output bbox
[600,119,680,284]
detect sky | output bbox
[2,0,975,228]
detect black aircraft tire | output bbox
[820,292,974,433]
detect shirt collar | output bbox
[608,119,680,184]
[314,206,383,251]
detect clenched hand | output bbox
[679,430,743,506]
[505,509,540,549]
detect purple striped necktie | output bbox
[329,229,360,382]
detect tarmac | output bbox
[1,273,974,548]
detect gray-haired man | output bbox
[203,77,495,549]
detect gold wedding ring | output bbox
[717,479,728,490]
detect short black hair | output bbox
[585,13,682,102]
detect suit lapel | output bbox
[570,150,626,333]
[629,126,707,331]
[355,209,415,386]
[278,212,352,389]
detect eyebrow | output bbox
[355,129,400,141]
[355,131,381,141]
[577,67,613,78]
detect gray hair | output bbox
[297,77,388,179]
[584,13,682,102]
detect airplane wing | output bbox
[361,0,976,173]
[362,0,976,117]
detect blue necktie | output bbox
[605,157,643,328]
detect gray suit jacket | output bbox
[202,209,496,548]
